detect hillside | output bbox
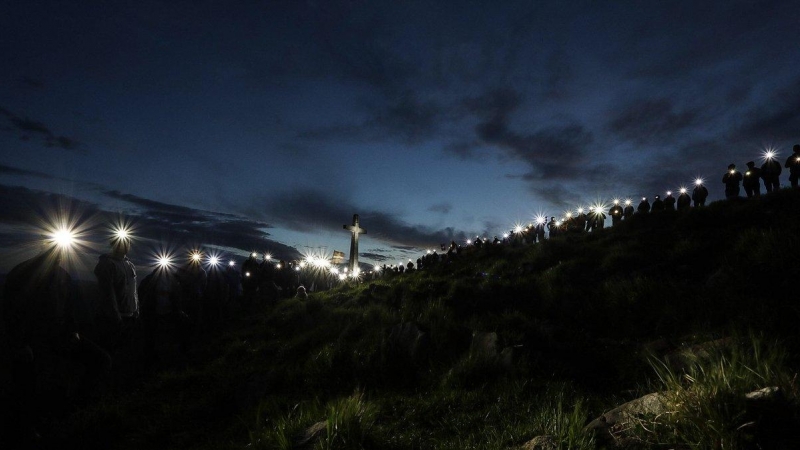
[6,190,800,449]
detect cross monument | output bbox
[343,214,366,273]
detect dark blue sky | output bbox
[1,0,799,275]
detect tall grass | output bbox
[624,333,797,448]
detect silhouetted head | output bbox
[747,161,755,168]
[728,163,736,169]
[794,144,800,153]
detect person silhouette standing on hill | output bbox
[622,200,634,219]
[4,246,111,442]
[609,200,623,226]
[743,161,762,198]
[637,197,651,214]
[722,164,743,199]
[786,144,800,188]
[677,188,691,211]
[692,181,709,207]
[762,153,782,192]
[651,195,664,212]
[94,232,139,349]
[664,191,676,210]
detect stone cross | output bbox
[343,214,366,273]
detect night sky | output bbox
[1,1,799,276]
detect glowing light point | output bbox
[514,225,523,234]
[695,178,704,186]
[251,252,258,258]
[51,228,75,249]
[680,187,687,194]
[191,252,202,263]
[209,256,219,266]
[229,260,235,267]
[625,199,632,206]
[666,191,672,196]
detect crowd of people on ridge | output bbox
[2,144,800,443]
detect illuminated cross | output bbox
[343,214,366,273]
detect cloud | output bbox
[0,184,301,263]
[0,107,83,151]
[736,77,800,142]
[0,164,58,180]
[460,88,595,184]
[359,252,390,262]
[260,188,469,249]
[427,202,452,214]
[296,91,446,145]
[608,98,699,144]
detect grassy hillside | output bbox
[13,190,800,449]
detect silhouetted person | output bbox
[637,197,651,214]
[762,154,782,192]
[664,191,676,210]
[176,259,207,331]
[5,248,111,440]
[591,209,606,230]
[651,195,664,212]
[692,182,708,207]
[241,253,260,305]
[94,234,139,349]
[535,221,546,242]
[743,161,762,198]
[547,217,558,238]
[295,285,308,300]
[609,201,623,226]
[622,200,634,219]
[576,209,588,231]
[677,189,691,211]
[722,163,743,199]
[139,264,188,365]
[224,261,241,306]
[786,144,800,188]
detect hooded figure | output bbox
[651,195,664,212]
[786,144,800,188]
[677,190,691,211]
[722,163,743,199]
[637,198,651,214]
[692,183,709,207]
[743,161,762,197]
[762,153,783,192]
[664,192,676,210]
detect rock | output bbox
[521,434,557,450]
[388,322,430,361]
[470,331,498,359]
[745,386,781,402]
[294,421,326,448]
[584,392,668,434]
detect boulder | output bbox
[584,392,668,434]
[521,434,557,450]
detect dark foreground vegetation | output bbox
[4,189,800,449]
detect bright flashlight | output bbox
[251,252,257,258]
[229,260,235,267]
[730,169,736,175]
[666,191,672,196]
[157,256,172,268]
[209,256,219,266]
[680,188,687,194]
[695,178,703,186]
[50,227,75,249]
[191,252,201,262]
[625,199,632,205]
